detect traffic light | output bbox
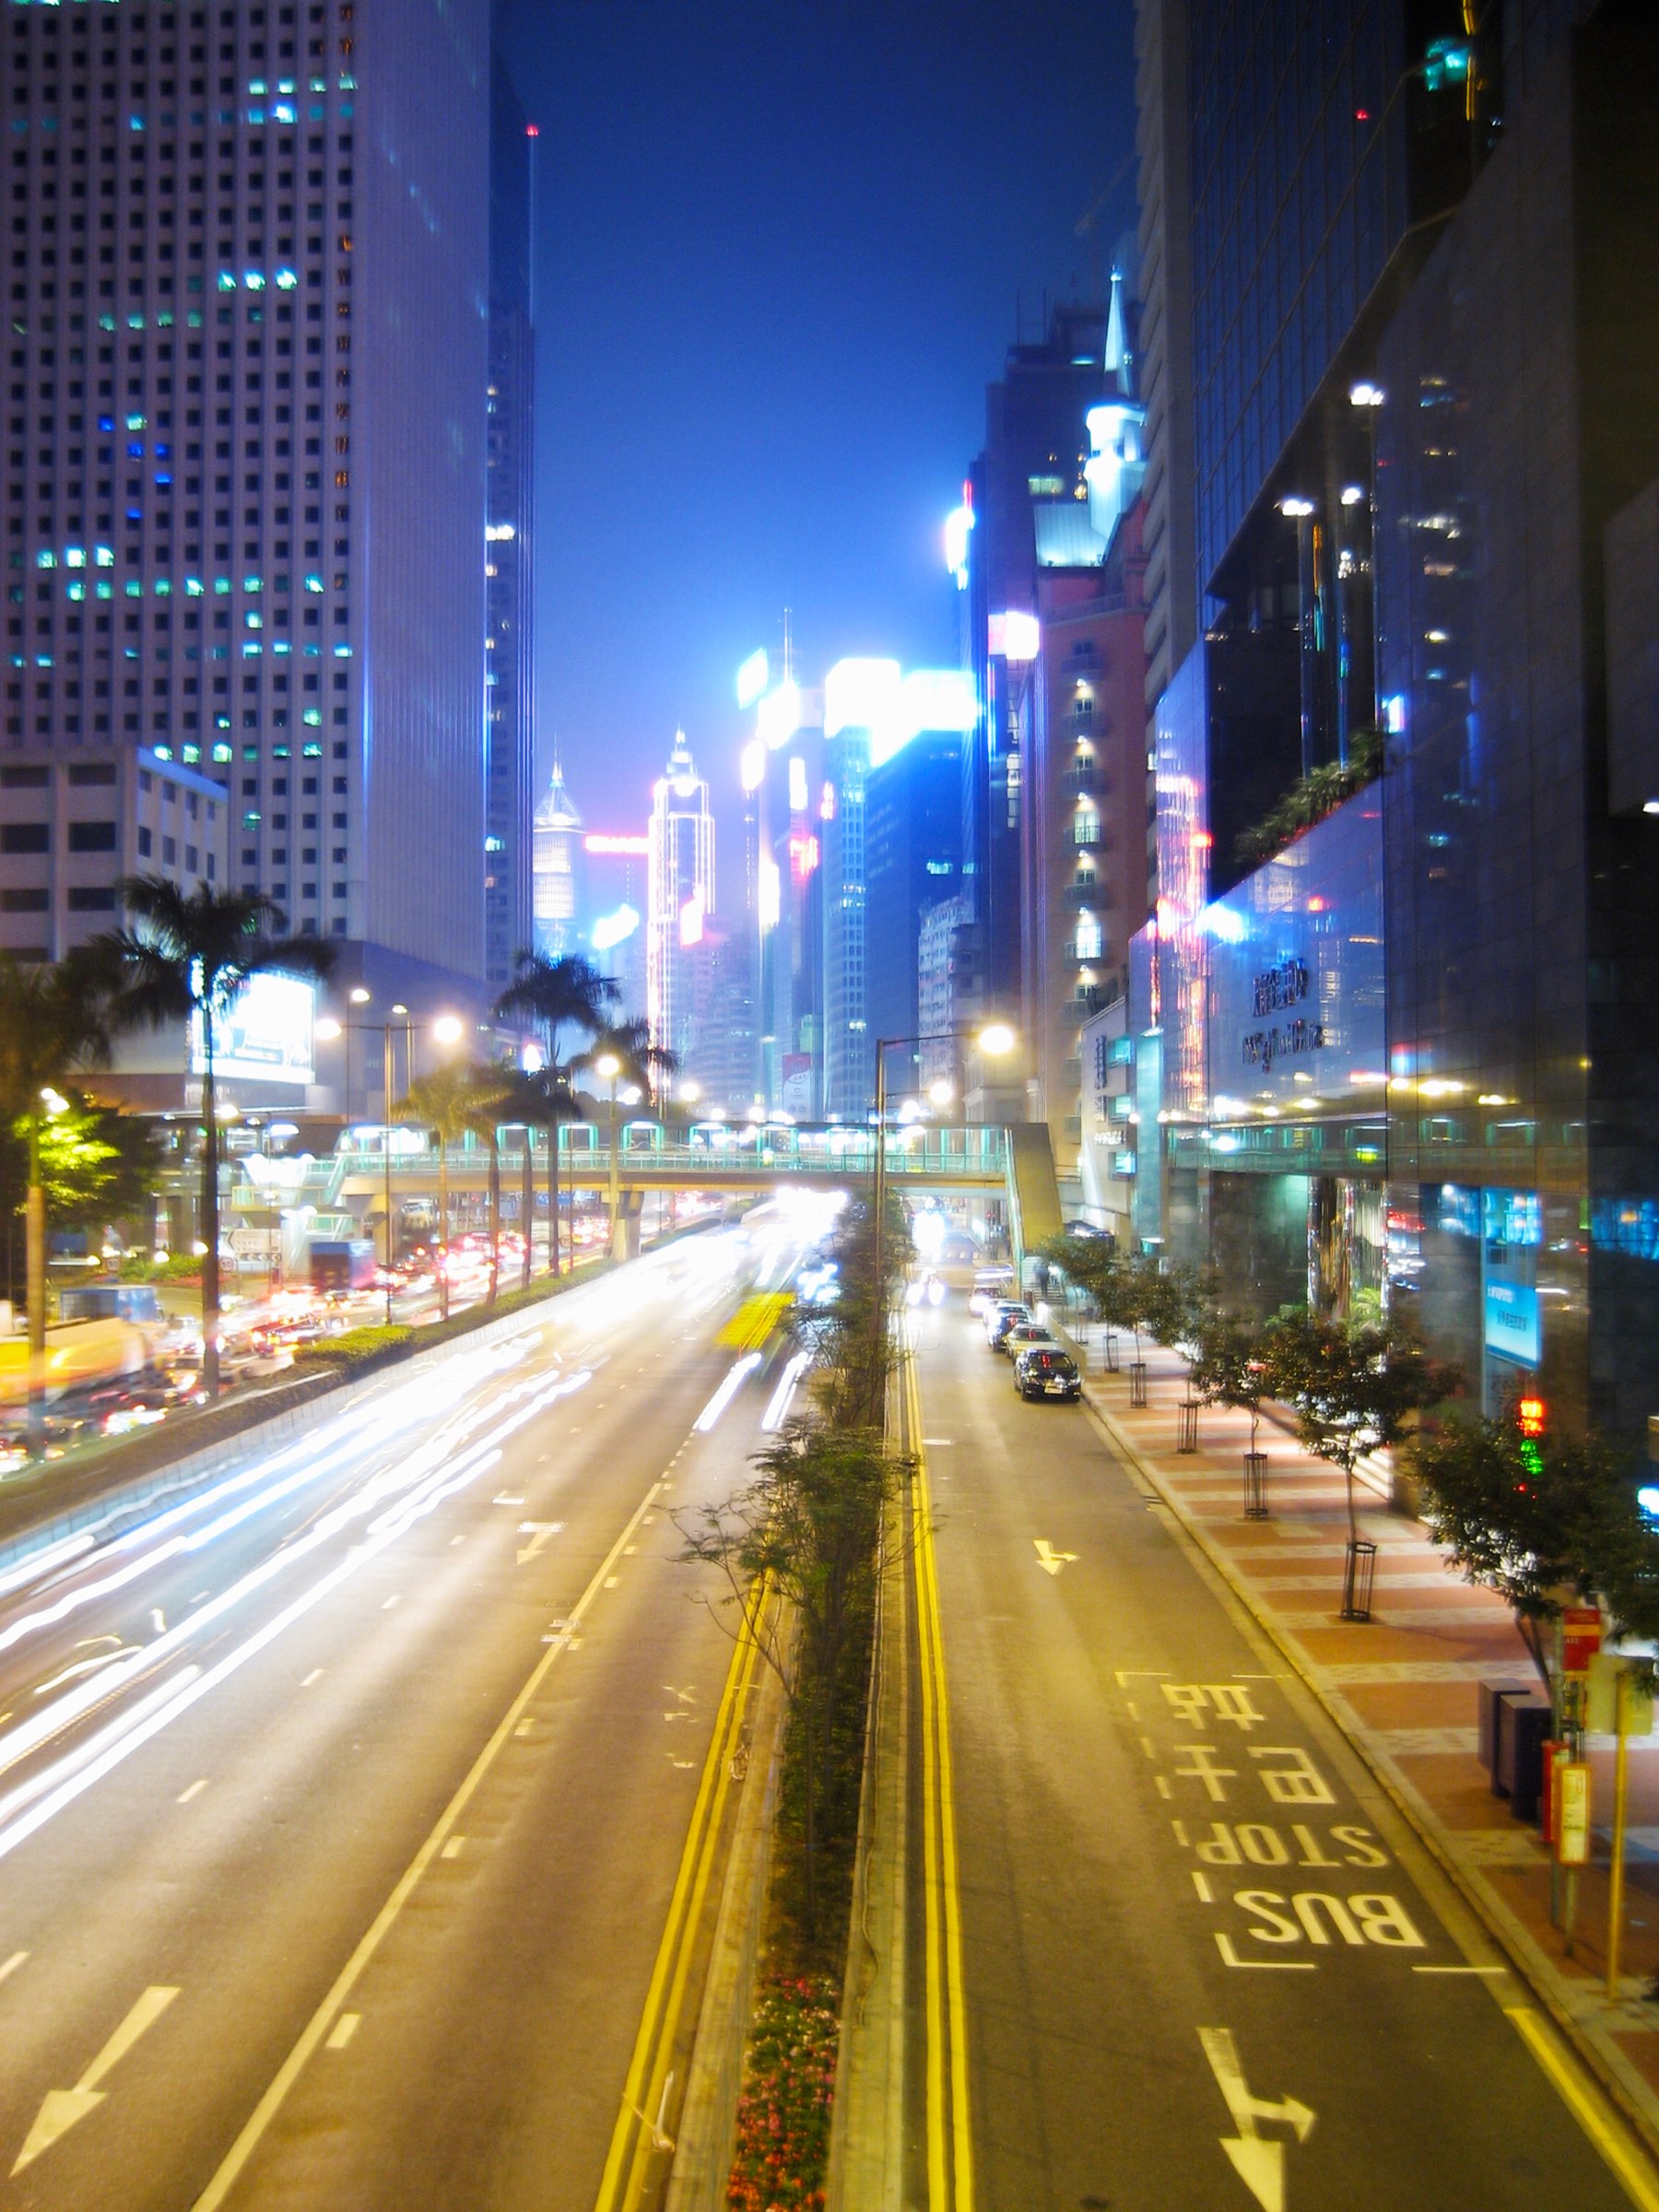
[1518,1396,1547,1438]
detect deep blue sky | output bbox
[494,0,1139,872]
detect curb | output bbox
[1076,1360,1659,2172]
[665,1651,785,2212]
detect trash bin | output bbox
[1493,1692,1551,1822]
[1477,1680,1535,1779]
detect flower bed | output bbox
[726,1971,840,2212]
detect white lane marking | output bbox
[1193,1871,1214,1902]
[1199,2025,1314,2212]
[0,1951,27,1986]
[513,1720,534,1738]
[382,1595,400,1610]
[1033,1538,1077,1576]
[1214,1933,1314,1971]
[11,1984,180,2174]
[177,1779,208,1805]
[300,1669,324,1688]
[324,2014,360,2052]
[1413,1963,1507,1975]
[441,1838,465,1860]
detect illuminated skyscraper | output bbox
[484,59,536,993]
[2,0,492,1004]
[531,755,582,959]
[646,731,715,1065]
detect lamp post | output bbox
[24,1085,68,1459]
[594,1051,621,1259]
[872,1024,1016,1359]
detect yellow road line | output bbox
[594,1577,766,2212]
[189,1477,666,2212]
[1505,2008,1659,2212]
[907,1345,974,2211]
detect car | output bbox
[969,1266,1018,1316]
[1014,1347,1082,1401]
[1002,1320,1058,1359]
[984,1300,1031,1350]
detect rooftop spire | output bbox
[1104,266,1131,395]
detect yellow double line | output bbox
[592,1575,769,2212]
[905,1347,975,2210]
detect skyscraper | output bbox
[645,730,715,1067]
[484,54,535,994]
[3,0,491,1006]
[531,755,582,960]
[957,300,1114,1024]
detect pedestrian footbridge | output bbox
[225,1119,1063,1268]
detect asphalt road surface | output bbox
[0,1207,826,2212]
[907,1291,1647,2212]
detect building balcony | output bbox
[1064,878,1106,911]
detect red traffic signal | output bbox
[1518,1396,1547,1439]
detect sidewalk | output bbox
[1062,1323,1659,2158]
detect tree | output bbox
[0,947,130,1448]
[574,1015,681,1110]
[1190,1305,1270,1454]
[98,882,334,1396]
[493,953,617,1277]
[1410,1408,1659,1723]
[394,1060,479,1322]
[1264,1310,1447,1546]
[1140,1264,1210,1358]
[485,1065,571,1292]
[681,1421,901,1946]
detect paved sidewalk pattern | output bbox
[1060,1322,1659,2156]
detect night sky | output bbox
[492,0,1139,896]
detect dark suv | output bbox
[1013,1347,1082,1402]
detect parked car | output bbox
[1002,1320,1057,1359]
[984,1300,1031,1350]
[1014,1347,1082,1401]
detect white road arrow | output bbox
[1033,1538,1077,1576]
[12,1985,179,2174]
[1198,2026,1314,2212]
[515,1521,563,1566]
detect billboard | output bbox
[191,971,317,1086]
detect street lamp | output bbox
[594,1051,622,1260]
[872,1025,1018,1350]
[24,1085,69,1458]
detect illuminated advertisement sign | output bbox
[736,647,770,710]
[190,971,316,1086]
[1484,1277,1540,1368]
[584,833,650,856]
[824,656,900,738]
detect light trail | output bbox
[692,1354,762,1432]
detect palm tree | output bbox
[395,1059,478,1322]
[492,952,617,1277]
[100,880,334,1395]
[0,947,128,1453]
[488,1065,574,1291]
[573,1016,681,1109]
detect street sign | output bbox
[1560,1606,1603,1679]
[1557,1761,1591,1866]
[1586,1653,1656,1736]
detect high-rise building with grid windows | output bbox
[3,0,491,1005]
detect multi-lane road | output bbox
[903,1291,1653,2212]
[0,1209,828,2212]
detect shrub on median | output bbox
[288,1324,415,1369]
